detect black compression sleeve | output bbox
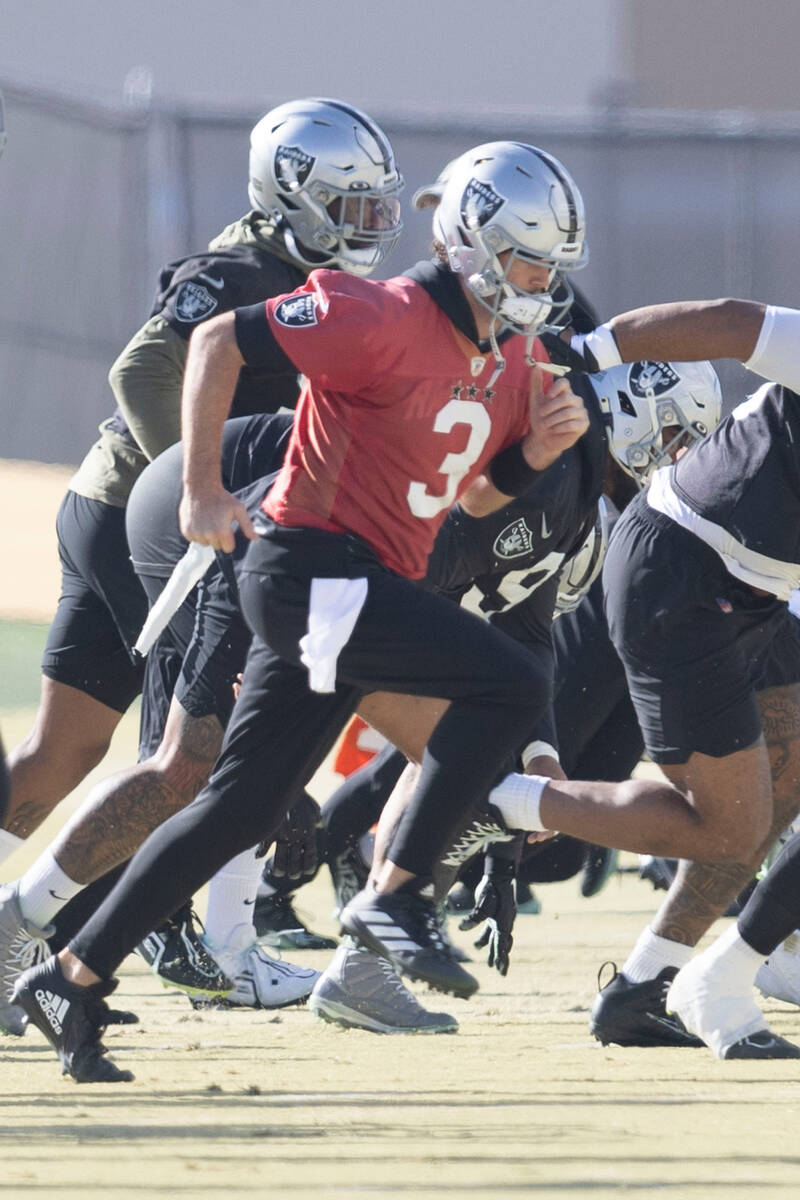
[234,303,297,374]
[488,441,542,497]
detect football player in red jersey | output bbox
[10,139,628,1080]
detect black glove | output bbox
[458,855,517,976]
[270,792,322,883]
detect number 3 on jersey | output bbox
[407,399,492,519]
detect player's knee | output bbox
[147,749,213,808]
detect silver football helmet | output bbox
[593,360,722,487]
[0,91,6,160]
[556,495,615,615]
[433,141,588,346]
[248,97,403,276]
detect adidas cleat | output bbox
[13,957,134,1083]
[340,887,478,999]
[590,962,702,1048]
[310,942,458,1034]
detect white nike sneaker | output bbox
[756,933,800,1006]
[206,924,320,1010]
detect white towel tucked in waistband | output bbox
[299,577,369,693]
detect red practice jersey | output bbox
[249,270,547,578]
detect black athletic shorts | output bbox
[41,491,146,712]
[604,495,800,763]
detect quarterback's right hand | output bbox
[179,490,256,554]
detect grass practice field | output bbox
[3,460,800,1199]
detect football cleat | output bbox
[445,881,475,914]
[590,962,703,1048]
[755,934,800,1006]
[309,941,458,1034]
[328,842,369,919]
[137,905,232,998]
[0,881,53,1036]
[638,856,677,892]
[722,1030,800,1059]
[666,951,780,1059]
[515,879,542,915]
[340,887,479,999]
[202,925,320,1010]
[13,957,134,1083]
[580,845,618,899]
[253,892,337,950]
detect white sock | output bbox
[488,772,546,832]
[622,925,694,983]
[204,845,266,947]
[0,828,24,867]
[702,921,766,983]
[17,850,85,928]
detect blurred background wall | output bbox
[1,0,799,463]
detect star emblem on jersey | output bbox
[494,518,535,559]
[629,361,680,398]
[174,281,218,323]
[461,178,506,230]
[274,144,315,192]
[274,293,319,328]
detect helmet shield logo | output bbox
[461,178,505,230]
[173,281,218,323]
[494,518,534,559]
[629,361,680,398]
[273,293,319,328]
[274,144,315,193]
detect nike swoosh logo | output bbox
[243,898,255,905]
[48,889,68,901]
[541,513,552,539]
[198,272,225,289]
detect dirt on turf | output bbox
[4,868,800,1200]
[3,459,800,1199]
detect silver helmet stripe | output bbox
[312,97,395,174]
[513,142,581,245]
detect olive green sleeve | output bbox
[107,315,189,461]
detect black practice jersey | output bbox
[669,382,800,571]
[109,229,306,446]
[126,412,294,578]
[424,372,607,647]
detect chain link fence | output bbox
[2,81,799,463]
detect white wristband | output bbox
[571,324,623,372]
[521,740,560,771]
[743,305,800,394]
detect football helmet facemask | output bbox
[433,142,588,354]
[248,97,403,276]
[593,359,722,487]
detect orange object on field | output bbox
[333,715,387,778]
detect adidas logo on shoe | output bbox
[34,987,70,1036]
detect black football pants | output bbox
[70,529,549,978]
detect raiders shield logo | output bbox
[461,178,506,231]
[629,361,680,398]
[494,518,534,559]
[273,293,319,328]
[274,144,315,193]
[174,281,218,323]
